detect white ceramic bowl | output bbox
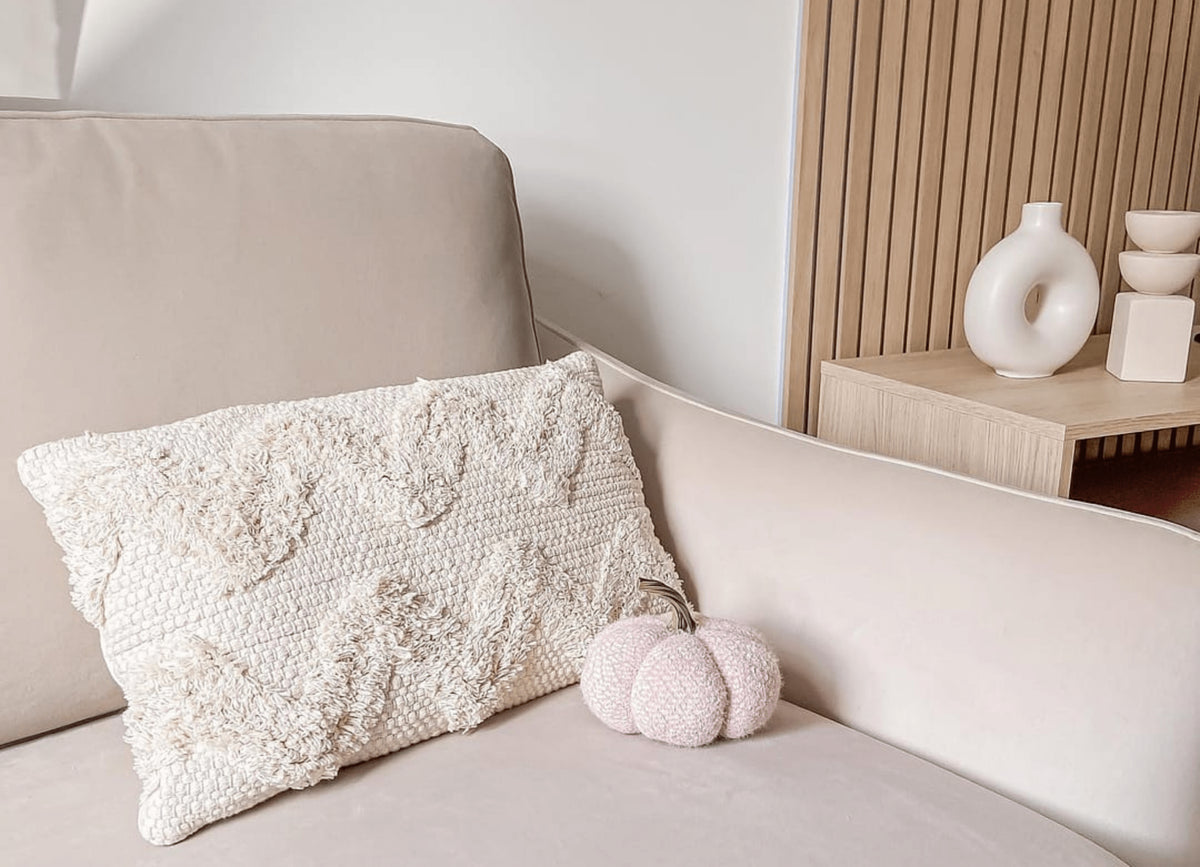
[1118,251,1200,295]
[1125,210,1200,253]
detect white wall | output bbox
[60,0,800,421]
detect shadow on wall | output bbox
[0,0,86,110]
[522,206,669,385]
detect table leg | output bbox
[1057,439,1076,498]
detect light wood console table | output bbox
[817,335,1200,497]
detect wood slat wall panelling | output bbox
[785,0,1200,453]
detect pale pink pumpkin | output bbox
[581,579,781,747]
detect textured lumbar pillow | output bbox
[18,351,684,845]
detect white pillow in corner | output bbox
[17,351,683,845]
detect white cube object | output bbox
[1106,292,1195,382]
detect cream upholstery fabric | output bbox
[0,688,1122,866]
[537,321,1200,867]
[0,113,540,746]
[18,352,679,844]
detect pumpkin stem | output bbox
[638,578,696,633]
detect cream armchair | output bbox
[2,114,1197,867]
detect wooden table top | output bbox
[821,334,1200,440]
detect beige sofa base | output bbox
[0,688,1119,866]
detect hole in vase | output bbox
[1023,284,1045,325]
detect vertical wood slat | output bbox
[979,0,1028,273]
[1081,0,1135,320]
[1054,0,1095,212]
[857,0,909,359]
[1030,0,1072,200]
[835,0,886,362]
[905,0,958,353]
[928,0,982,351]
[1004,0,1047,230]
[881,0,932,359]
[780,0,829,427]
[1064,0,1113,280]
[805,2,859,433]
[1150,0,1193,207]
[785,0,1200,454]
[1169,1,1200,207]
[1190,4,1200,312]
[950,0,1005,349]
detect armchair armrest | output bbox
[538,319,1200,867]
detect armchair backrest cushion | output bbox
[0,113,540,745]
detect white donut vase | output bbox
[964,202,1099,378]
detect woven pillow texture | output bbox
[17,351,683,845]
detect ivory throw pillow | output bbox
[18,352,683,845]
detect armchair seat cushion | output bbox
[1,688,1121,866]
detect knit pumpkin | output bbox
[581,579,781,747]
